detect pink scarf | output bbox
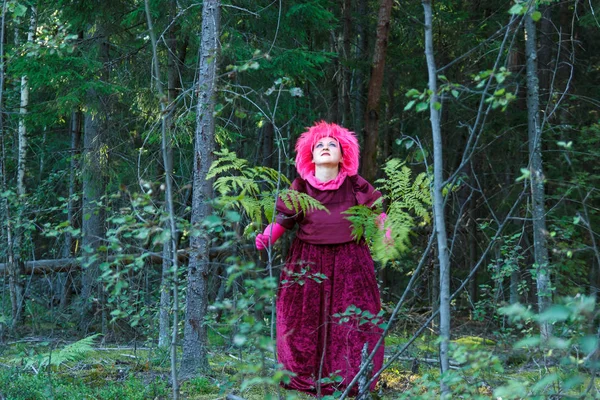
[305,171,348,191]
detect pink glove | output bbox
[377,213,393,244]
[255,223,286,250]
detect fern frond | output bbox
[346,158,432,266]
[206,149,248,180]
[239,196,263,225]
[253,166,291,190]
[259,196,277,224]
[279,189,329,215]
[18,334,101,372]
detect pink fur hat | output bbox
[295,121,360,179]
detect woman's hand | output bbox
[255,233,269,250]
[377,213,394,247]
[255,223,286,250]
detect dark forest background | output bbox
[0,0,599,399]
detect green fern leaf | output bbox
[346,159,432,266]
[279,189,329,215]
[18,334,101,372]
[208,149,309,231]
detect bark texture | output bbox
[524,7,552,341]
[80,27,109,332]
[422,1,451,395]
[9,5,37,327]
[360,0,393,182]
[180,0,221,378]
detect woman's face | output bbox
[312,137,342,167]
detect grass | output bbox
[1,305,599,400]
[2,335,600,399]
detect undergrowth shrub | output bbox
[0,368,168,400]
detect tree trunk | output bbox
[180,0,220,378]
[9,5,37,328]
[0,0,12,328]
[467,188,478,305]
[328,31,340,123]
[360,0,393,182]
[422,1,451,395]
[60,107,82,309]
[80,27,110,333]
[353,0,367,133]
[341,0,352,126]
[524,5,552,342]
[144,0,185,395]
[158,0,179,350]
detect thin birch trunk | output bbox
[180,0,220,378]
[144,1,182,396]
[422,1,451,396]
[0,0,11,327]
[10,5,37,328]
[524,4,552,341]
[158,0,178,350]
[361,0,393,183]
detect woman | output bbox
[256,121,384,396]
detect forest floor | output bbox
[0,311,599,399]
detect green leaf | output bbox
[562,375,585,391]
[404,100,416,111]
[537,304,570,323]
[13,4,28,17]
[433,101,442,111]
[204,214,222,227]
[233,334,247,346]
[289,87,304,97]
[515,168,531,182]
[531,11,542,22]
[514,336,540,348]
[557,140,573,149]
[532,373,558,392]
[508,3,524,15]
[134,228,150,240]
[416,102,429,112]
[405,88,420,98]
[451,90,459,98]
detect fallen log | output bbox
[0,244,254,275]
[0,251,187,275]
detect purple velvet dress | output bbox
[275,175,384,396]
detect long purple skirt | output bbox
[276,238,384,396]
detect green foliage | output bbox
[0,369,169,400]
[211,255,292,396]
[495,295,599,398]
[15,334,101,372]
[182,376,220,395]
[278,189,329,217]
[344,158,431,266]
[280,264,328,287]
[332,305,388,330]
[395,342,502,399]
[208,149,326,228]
[96,189,179,331]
